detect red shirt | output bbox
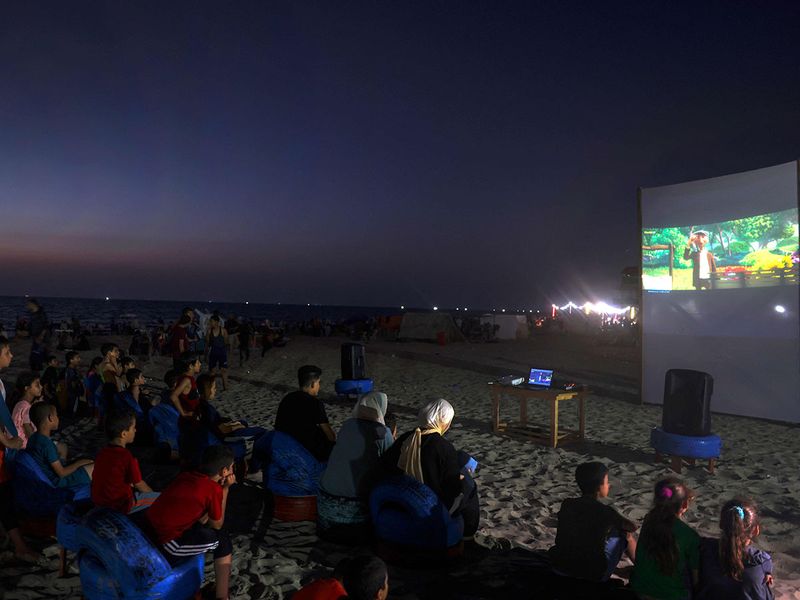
[146,471,223,544]
[177,375,200,415]
[91,445,142,513]
[293,579,347,600]
[171,325,188,359]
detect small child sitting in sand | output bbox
[145,445,235,600]
[64,351,85,416]
[91,409,159,513]
[26,402,94,487]
[549,461,638,582]
[11,372,43,448]
[631,477,699,600]
[39,355,60,402]
[294,555,389,600]
[697,498,775,600]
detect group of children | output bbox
[550,461,775,600]
[0,331,779,600]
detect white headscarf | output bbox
[397,399,455,483]
[352,391,388,426]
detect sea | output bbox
[0,295,403,334]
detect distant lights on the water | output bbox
[775,305,786,314]
[104,297,110,301]
[433,306,438,311]
[245,301,249,305]
[400,305,405,310]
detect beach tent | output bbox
[480,314,529,340]
[398,313,465,342]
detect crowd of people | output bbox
[0,302,777,600]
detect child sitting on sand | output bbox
[145,445,235,600]
[27,402,94,487]
[40,355,60,402]
[91,409,159,513]
[11,372,42,448]
[549,461,638,582]
[64,351,85,416]
[631,477,699,600]
[295,555,389,600]
[697,498,774,600]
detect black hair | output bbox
[298,364,322,389]
[15,372,40,395]
[26,298,41,310]
[89,356,103,370]
[46,355,57,364]
[199,445,234,475]
[120,356,135,369]
[0,335,9,351]
[384,411,397,434]
[719,497,761,581]
[178,314,191,325]
[181,306,194,316]
[575,461,609,495]
[125,368,143,386]
[342,554,388,600]
[65,351,80,364]
[176,353,199,375]
[196,373,215,401]
[100,343,118,357]
[163,368,178,389]
[30,401,56,427]
[105,409,136,439]
[640,477,696,576]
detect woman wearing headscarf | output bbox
[317,391,395,540]
[380,398,480,537]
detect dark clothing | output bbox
[683,246,717,290]
[0,481,18,532]
[380,431,462,510]
[28,309,48,341]
[41,366,60,401]
[274,390,332,461]
[697,538,774,600]
[162,521,231,563]
[549,496,633,581]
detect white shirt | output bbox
[698,249,710,280]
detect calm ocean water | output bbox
[0,295,401,333]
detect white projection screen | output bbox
[640,161,800,422]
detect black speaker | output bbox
[341,343,367,380]
[662,369,713,436]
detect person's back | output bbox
[549,462,637,582]
[320,417,393,498]
[274,365,335,462]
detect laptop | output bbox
[526,367,554,389]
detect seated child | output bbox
[27,402,93,487]
[40,355,60,402]
[11,372,42,448]
[295,555,389,600]
[119,356,136,390]
[384,411,397,441]
[92,409,159,513]
[196,374,265,442]
[697,498,774,600]
[145,445,235,600]
[549,461,637,582]
[84,356,104,414]
[631,477,700,600]
[64,351,85,416]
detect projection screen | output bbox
[640,161,800,422]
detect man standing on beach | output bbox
[26,298,49,372]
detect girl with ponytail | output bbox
[631,477,700,600]
[697,498,774,599]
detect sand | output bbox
[1,333,798,599]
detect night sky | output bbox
[1,1,799,309]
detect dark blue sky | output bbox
[1,1,798,308]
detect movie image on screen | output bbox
[642,208,799,291]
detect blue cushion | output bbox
[650,427,722,459]
[334,378,374,396]
[11,451,90,517]
[370,475,464,549]
[256,431,326,497]
[56,501,93,552]
[77,507,204,598]
[149,403,180,450]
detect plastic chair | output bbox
[77,507,204,600]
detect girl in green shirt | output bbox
[631,477,700,600]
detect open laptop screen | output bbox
[528,368,554,387]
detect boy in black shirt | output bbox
[549,462,637,582]
[272,365,335,461]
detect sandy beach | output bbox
[1,333,798,599]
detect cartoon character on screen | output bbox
[683,229,717,290]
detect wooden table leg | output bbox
[520,395,528,427]
[550,396,558,448]
[670,456,683,473]
[708,458,716,474]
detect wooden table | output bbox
[489,383,588,448]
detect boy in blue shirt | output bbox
[27,402,93,487]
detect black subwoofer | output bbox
[662,369,713,436]
[341,343,367,380]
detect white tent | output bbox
[480,314,529,339]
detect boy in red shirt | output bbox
[146,445,235,600]
[91,409,159,513]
